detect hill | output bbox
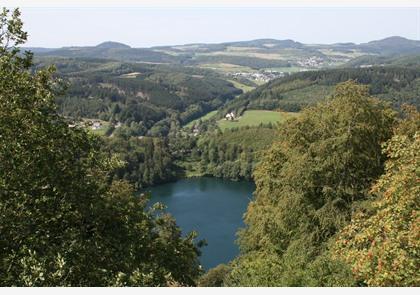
[29,38,420,138]
[34,57,242,136]
[359,36,420,55]
[343,53,420,68]
[35,44,182,63]
[96,41,131,49]
[27,36,420,78]
[219,66,420,115]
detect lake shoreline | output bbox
[145,177,255,270]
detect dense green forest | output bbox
[1,8,419,287]
[100,122,279,189]
[191,124,278,180]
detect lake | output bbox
[146,177,255,270]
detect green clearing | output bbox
[217,110,298,130]
[198,63,254,73]
[83,119,110,136]
[267,66,304,73]
[227,79,255,93]
[184,110,218,128]
[198,50,286,60]
[319,48,365,58]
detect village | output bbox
[227,69,286,83]
[296,56,326,68]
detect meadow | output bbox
[217,110,298,130]
[184,110,218,128]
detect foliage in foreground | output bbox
[0,8,201,286]
[334,108,420,286]
[225,81,397,286]
[198,264,231,287]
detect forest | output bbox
[36,57,242,136]
[0,8,419,287]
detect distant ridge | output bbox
[222,38,304,48]
[24,36,419,52]
[364,36,418,46]
[359,36,420,54]
[25,36,420,65]
[95,41,131,49]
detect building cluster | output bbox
[296,56,325,68]
[228,70,285,83]
[68,119,122,131]
[359,64,385,68]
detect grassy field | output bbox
[184,110,218,128]
[199,50,286,60]
[217,110,298,130]
[198,63,254,73]
[266,66,304,73]
[227,79,255,93]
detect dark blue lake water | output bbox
[146,177,255,270]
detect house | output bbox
[91,121,102,130]
[225,112,235,121]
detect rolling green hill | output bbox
[30,38,420,139]
[28,36,420,77]
[343,53,420,68]
[35,57,242,136]
[220,66,420,115]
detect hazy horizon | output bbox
[19,7,420,48]
[22,35,420,50]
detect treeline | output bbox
[199,82,419,287]
[196,135,255,181]
[343,53,420,68]
[101,119,279,188]
[221,66,420,115]
[192,125,278,181]
[102,136,176,189]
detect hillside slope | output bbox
[35,57,242,136]
[219,66,420,115]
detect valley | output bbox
[2,5,419,286]
[28,36,420,190]
[31,36,420,138]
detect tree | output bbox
[0,8,201,286]
[228,81,396,286]
[198,264,231,287]
[334,108,419,286]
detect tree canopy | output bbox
[0,8,201,286]
[334,108,419,286]
[226,81,397,286]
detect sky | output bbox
[19,7,420,48]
